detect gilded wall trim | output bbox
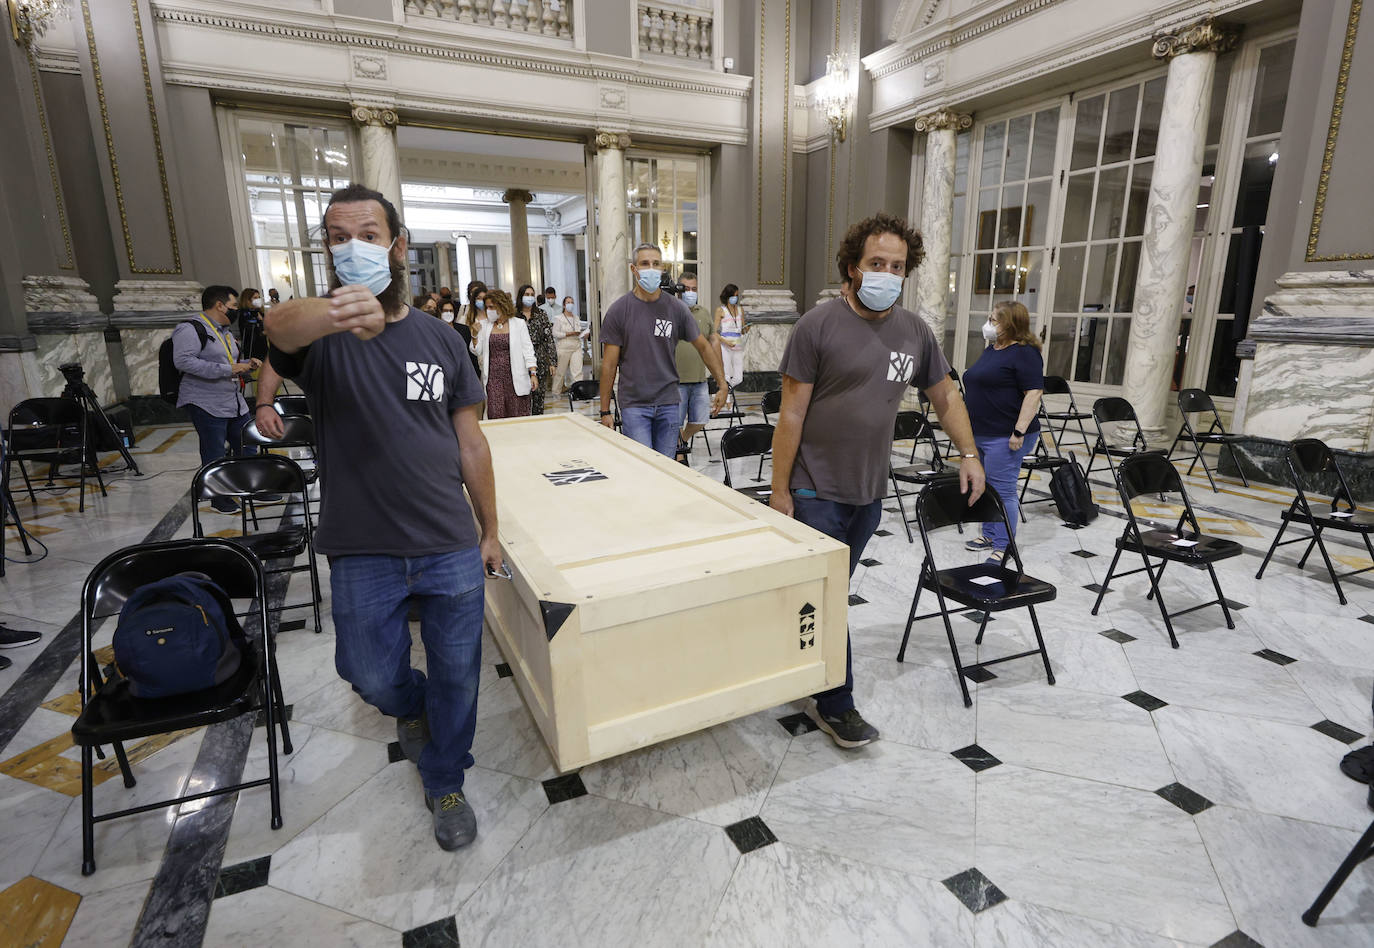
[26,48,74,270]
[80,0,182,275]
[826,0,861,284]
[755,0,792,286]
[1305,0,1372,262]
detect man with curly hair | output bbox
[770,212,986,747]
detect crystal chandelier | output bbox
[816,53,854,143]
[8,0,68,47]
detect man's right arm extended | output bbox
[265,286,387,354]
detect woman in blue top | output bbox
[960,301,1044,562]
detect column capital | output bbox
[914,108,973,133]
[351,104,399,128]
[502,189,535,205]
[1152,17,1241,60]
[593,129,632,151]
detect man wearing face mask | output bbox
[599,243,730,456]
[543,285,559,312]
[672,271,717,458]
[265,183,498,853]
[771,212,985,748]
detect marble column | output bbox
[912,109,973,339]
[592,131,631,312]
[503,189,535,291]
[351,105,403,214]
[454,234,473,292]
[435,241,454,292]
[1120,18,1240,439]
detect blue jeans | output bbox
[677,382,709,426]
[329,548,485,795]
[184,404,256,466]
[791,493,883,717]
[975,432,1039,552]
[621,402,681,457]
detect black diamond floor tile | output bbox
[874,529,893,537]
[1099,629,1137,644]
[951,744,1002,772]
[942,867,1007,913]
[962,612,996,624]
[1360,614,1374,626]
[1222,599,1249,611]
[776,712,819,737]
[1083,583,1108,594]
[402,915,460,948]
[254,704,293,728]
[1070,550,1097,558]
[278,618,308,633]
[1209,931,1264,948]
[724,816,778,854]
[962,665,997,684]
[884,507,902,515]
[542,772,588,804]
[860,558,882,567]
[214,855,271,899]
[1155,782,1214,815]
[387,741,406,764]
[1122,690,1168,712]
[848,594,868,606]
[1312,720,1364,745]
[1253,648,1297,666]
[495,662,513,678]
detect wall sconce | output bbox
[816,53,853,143]
[8,0,67,46]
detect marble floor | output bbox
[2,405,1373,947]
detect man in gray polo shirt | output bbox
[771,212,985,748]
[599,243,729,456]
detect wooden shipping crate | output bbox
[479,413,850,772]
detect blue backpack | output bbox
[112,573,247,698]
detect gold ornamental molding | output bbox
[25,46,74,270]
[80,0,182,275]
[1306,0,1372,262]
[914,108,973,133]
[755,0,792,287]
[592,130,631,151]
[350,104,399,127]
[1151,16,1241,60]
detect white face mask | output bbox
[522,295,537,308]
[441,311,455,323]
[982,320,999,344]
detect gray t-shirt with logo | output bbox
[778,297,951,505]
[600,291,700,406]
[268,306,487,557]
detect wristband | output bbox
[254,404,275,413]
[1012,428,1025,438]
[600,410,613,417]
[961,453,979,459]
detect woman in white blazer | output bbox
[476,288,538,418]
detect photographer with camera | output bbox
[599,243,729,457]
[175,285,260,512]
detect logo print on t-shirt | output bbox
[406,361,445,401]
[654,318,673,338]
[887,351,915,383]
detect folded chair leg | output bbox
[1027,605,1055,686]
[112,741,135,788]
[1226,441,1250,488]
[1146,559,1167,601]
[1140,554,1179,648]
[80,744,96,876]
[898,564,927,663]
[1256,518,1290,579]
[1302,818,1374,927]
[1091,547,1123,615]
[938,600,974,708]
[1207,564,1235,629]
[974,610,991,646]
[259,672,283,831]
[1017,471,1032,524]
[891,475,913,544]
[1309,529,1348,607]
[1297,532,1320,569]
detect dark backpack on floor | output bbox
[1050,452,1098,526]
[112,572,247,698]
[158,320,210,405]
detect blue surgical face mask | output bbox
[682,291,699,306]
[728,295,739,306]
[637,267,662,293]
[330,238,395,296]
[522,295,537,308]
[855,270,903,312]
[475,299,485,311]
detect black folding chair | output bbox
[71,538,288,876]
[241,413,319,521]
[6,397,107,512]
[1091,452,1241,648]
[1166,388,1249,492]
[889,411,955,542]
[1017,415,1069,523]
[192,456,323,633]
[898,476,1057,707]
[272,394,311,418]
[1255,439,1374,606]
[720,424,775,504]
[1088,397,1153,482]
[1041,375,1094,453]
[760,389,782,425]
[1,436,34,576]
[917,389,958,459]
[567,379,620,430]
[1303,811,1374,928]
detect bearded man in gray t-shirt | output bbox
[771,212,986,749]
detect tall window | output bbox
[408,245,438,298]
[471,245,498,288]
[942,130,971,360]
[626,155,701,286]
[1047,76,1164,385]
[235,117,352,299]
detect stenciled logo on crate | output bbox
[543,467,608,486]
[798,602,816,650]
[887,351,915,383]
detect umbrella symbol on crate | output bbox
[798,602,816,650]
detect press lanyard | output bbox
[199,314,235,365]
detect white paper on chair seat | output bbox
[1171,538,1199,547]
[1330,511,1353,518]
[970,575,1001,586]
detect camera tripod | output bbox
[59,363,140,476]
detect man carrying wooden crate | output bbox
[265,184,501,852]
[770,213,986,747]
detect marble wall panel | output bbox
[120,328,166,398]
[1246,342,1374,450]
[30,332,115,404]
[744,322,793,374]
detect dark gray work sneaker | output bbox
[807,705,880,748]
[425,791,477,850]
[396,712,430,765]
[0,625,42,648]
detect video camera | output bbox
[657,274,686,297]
[58,362,86,386]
